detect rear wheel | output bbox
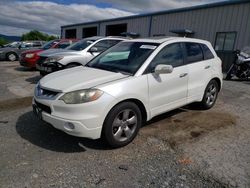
[7,52,18,61]
[199,80,219,110]
[102,102,142,148]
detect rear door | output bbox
[184,42,213,102]
[147,42,188,117]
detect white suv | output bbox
[33,37,223,147]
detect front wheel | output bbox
[199,80,219,110]
[102,102,142,148]
[7,52,18,61]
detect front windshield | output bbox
[66,39,95,51]
[87,42,159,75]
[7,42,20,48]
[42,40,60,50]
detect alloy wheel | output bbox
[112,109,138,142]
[205,83,217,106]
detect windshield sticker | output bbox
[140,45,157,50]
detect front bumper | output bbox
[37,62,64,75]
[0,53,5,60]
[33,93,117,139]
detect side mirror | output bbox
[154,64,173,74]
[18,45,22,49]
[88,47,98,53]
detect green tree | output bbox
[0,37,9,46]
[21,30,58,41]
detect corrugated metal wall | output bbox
[99,17,151,37]
[62,2,250,50]
[150,3,250,49]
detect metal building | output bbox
[61,0,250,71]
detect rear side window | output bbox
[150,43,184,69]
[56,42,71,49]
[33,42,42,47]
[93,40,122,53]
[201,44,214,60]
[185,42,203,63]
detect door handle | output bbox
[205,65,211,69]
[179,73,188,78]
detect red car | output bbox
[19,39,78,68]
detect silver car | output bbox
[0,41,45,61]
[37,36,127,75]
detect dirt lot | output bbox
[0,61,249,188]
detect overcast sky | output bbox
[0,0,225,36]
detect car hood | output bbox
[39,66,129,92]
[38,49,75,57]
[0,47,16,52]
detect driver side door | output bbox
[147,42,188,117]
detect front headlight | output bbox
[59,89,103,104]
[44,56,63,64]
[25,53,34,58]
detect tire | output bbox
[199,80,219,110]
[102,102,142,148]
[40,71,47,76]
[7,52,18,61]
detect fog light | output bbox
[64,122,75,130]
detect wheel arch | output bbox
[6,51,18,58]
[105,98,148,125]
[211,77,222,92]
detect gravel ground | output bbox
[0,61,249,188]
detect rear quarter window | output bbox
[185,42,203,63]
[201,44,215,60]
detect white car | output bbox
[37,36,127,75]
[33,37,223,147]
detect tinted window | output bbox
[56,42,71,49]
[42,40,59,50]
[67,39,95,51]
[33,42,42,47]
[21,43,32,48]
[150,43,184,70]
[93,40,122,52]
[185,43,203,63]
[201,44,214,60]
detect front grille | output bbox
[34,100,51,114]
[37,56,47,65]
[36,85,59,99]
[41,88,59,98]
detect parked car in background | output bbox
[37,36,127,75]
[33,37,223,147]
[1,41,22,48]
[19,39,78,68]
[0,41,45,61]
